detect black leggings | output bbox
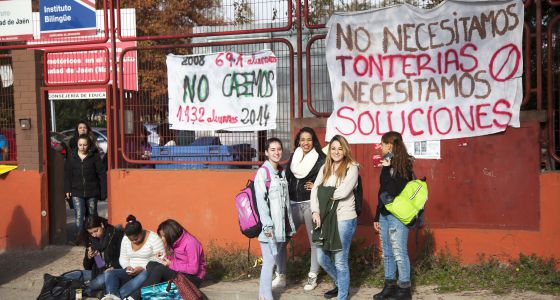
[132,261,202,299]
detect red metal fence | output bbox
[0,0,558,169]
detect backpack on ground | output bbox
[384,178,428,225]
[235,166,271,238]
[36,270,86,300]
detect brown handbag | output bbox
[172,273,204,300]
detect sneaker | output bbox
[303,272,318,291]
[101,294,121,300]
[271,272,286,288]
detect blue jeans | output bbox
[72,196,98,233]
[379,213,411,287]
[63,270,105,296]
[316,218,357,300]
[258,241,286,300]
[104,268,148,298]
[291,201,320,275]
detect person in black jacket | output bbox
[65,134,107,245]
[64,215,123,298]
[283,127,326,291]
[373,131,414,300]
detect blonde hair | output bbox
[322,135,357,186]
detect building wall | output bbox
[0,170,45,249]
[107,169,560,266]
[0,49,48,251]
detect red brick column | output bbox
[11,50,44,171]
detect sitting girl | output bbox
[131,219,206,299]
[64,215,123,298]
[101,215,164,300]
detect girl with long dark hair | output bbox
[284,127,325,291]
[64,215,123,298]
[130,219,206,299]
[373,131,414,300]
[64,134,106,245]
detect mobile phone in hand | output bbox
[382,152,394,161]
[94,254,105,268]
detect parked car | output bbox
[60,127,108,154]
[50,131,71,156]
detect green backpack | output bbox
[385,179,428,225]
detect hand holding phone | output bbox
[382,151,394,161]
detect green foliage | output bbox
[54,99,106,131]
[413,229,560,295]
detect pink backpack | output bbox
[235,167,271,238]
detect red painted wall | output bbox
[108,169,560,265]
[0,170,45,250]
[310,123,540,230]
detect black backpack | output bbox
[37,271,86,300]
[354,175,363,216]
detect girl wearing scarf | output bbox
[284,127,326,291]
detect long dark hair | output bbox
[293,127,325,159]
[85,215,108,230]
[74,120,92,137]
[124,215,143,236]
[157,219,187,249]
[381,131,413,180]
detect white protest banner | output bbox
[325,0,524,143]
[167,50,277,131]
[0,0,33,42]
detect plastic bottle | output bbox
[75,288,82,300]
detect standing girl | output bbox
[373,131,414,300]
[284,127,325,291]
[64,134,107,245]
[310,135,359,300]
[256,138,296,300]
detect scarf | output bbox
[290,147,319,179]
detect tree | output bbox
[234,0,254,25]
[120,0,225,109]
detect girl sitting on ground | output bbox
[101,215,164,300]
[131,219,206,299]
[64,215,123,298]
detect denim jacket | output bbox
[255,161,296,243]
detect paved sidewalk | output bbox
[0,246,556,300]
